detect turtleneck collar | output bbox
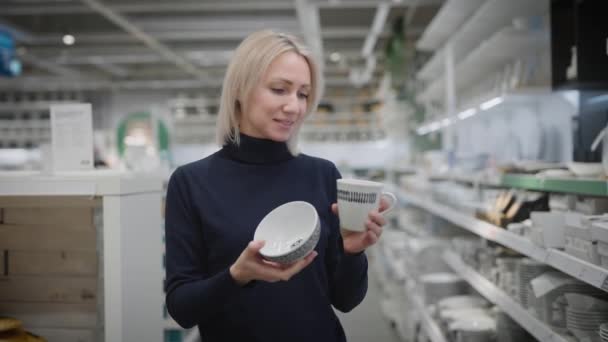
[220,133,294,164]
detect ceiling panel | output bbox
[0,0,441,103]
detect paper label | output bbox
[50,103,94,172]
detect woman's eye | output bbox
[271,88,285,94]
[298,93,309,99]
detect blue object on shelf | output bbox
[0,30,20,77]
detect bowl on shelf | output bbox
[254,201,320,265]
[567,162,604,177]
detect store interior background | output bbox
[1,0,608,342]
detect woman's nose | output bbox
[282,93,300,113]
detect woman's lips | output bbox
[274,119,294,129]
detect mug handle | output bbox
[379,191,397,215]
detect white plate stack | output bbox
[496,310,533,342]
[534,283,607,333]
[518,258,551,308]
[565,293,608,342]
[448,314,496,342]
[599,323,608,342]
[565,307,607,342]
[496,257,521,299]
[420,273,469,305]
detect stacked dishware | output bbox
[447,314,497,342]
[437,295,490,312]
[436,295,491,334]
[599,323,608,342]
[495,310,534,342]
[451,237,484,269]
[518,258,551,308]
[495,257,521,299]
[528,272,606,333]
[565,293,608,342]
[529,211,566,248]
[405,238,451,278]
[420,272,469,305]
[590,218,608,268]
[564,213,602,265]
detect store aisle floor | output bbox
[335,262,402,342]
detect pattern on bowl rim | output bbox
[263,220,321,264]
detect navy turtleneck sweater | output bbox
[164,134,368,342]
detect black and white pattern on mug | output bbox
[338,190,377,204]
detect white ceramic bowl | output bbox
[254,201,320,264]
[567,162,604,177]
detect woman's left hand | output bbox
[331,197,390,255]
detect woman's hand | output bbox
[331,197,390,255]
[229,240,317,286]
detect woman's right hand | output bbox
[229,240,317,286]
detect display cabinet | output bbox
[0,170,164,342]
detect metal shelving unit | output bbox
[442,251,571,342]
[427,172,608,197]
[502,174,608,197]
[416,0,485,52]
[411,294,449,342]
[419,26,550,102]
[395,188,608,292]
[417,0,548,82]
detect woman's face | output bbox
[239,51,311,142]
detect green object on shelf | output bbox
[116,111,170,156]
[164,329,183,342]
[501,174,608,197]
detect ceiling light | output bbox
[457,108,477,120]
[62,34,75,46]
[329,52,341,63]
[416,126,429,135]
[480,96,503,110]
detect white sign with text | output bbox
[50,103,94,171]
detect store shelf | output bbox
[395,188,608,292]
[0,170,163,196]
[419,26,549,102]
[0,101,78,112]
[426,172,608,197]
[428,172,501,187]
[411,294,449,342]
[443,251,571,342]
[417,0,548,81]
[416,0,485,52]
[502,173,608,197]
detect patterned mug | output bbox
[337,178,396,232]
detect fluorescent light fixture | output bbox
[441,118,452,127]
[480,96,503,110]
[361,3,389,57]
[428,122,441,132]
[416,126,430,135]
[457,108,477,120]
[62,34,75,45]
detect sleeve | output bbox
[164,167,246,329]
[324,164,369,313]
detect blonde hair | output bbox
[215,29,323,155]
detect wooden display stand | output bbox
[0,170,164,342]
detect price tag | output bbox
[50,103,94,172]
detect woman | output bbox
[165,30,389,342]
